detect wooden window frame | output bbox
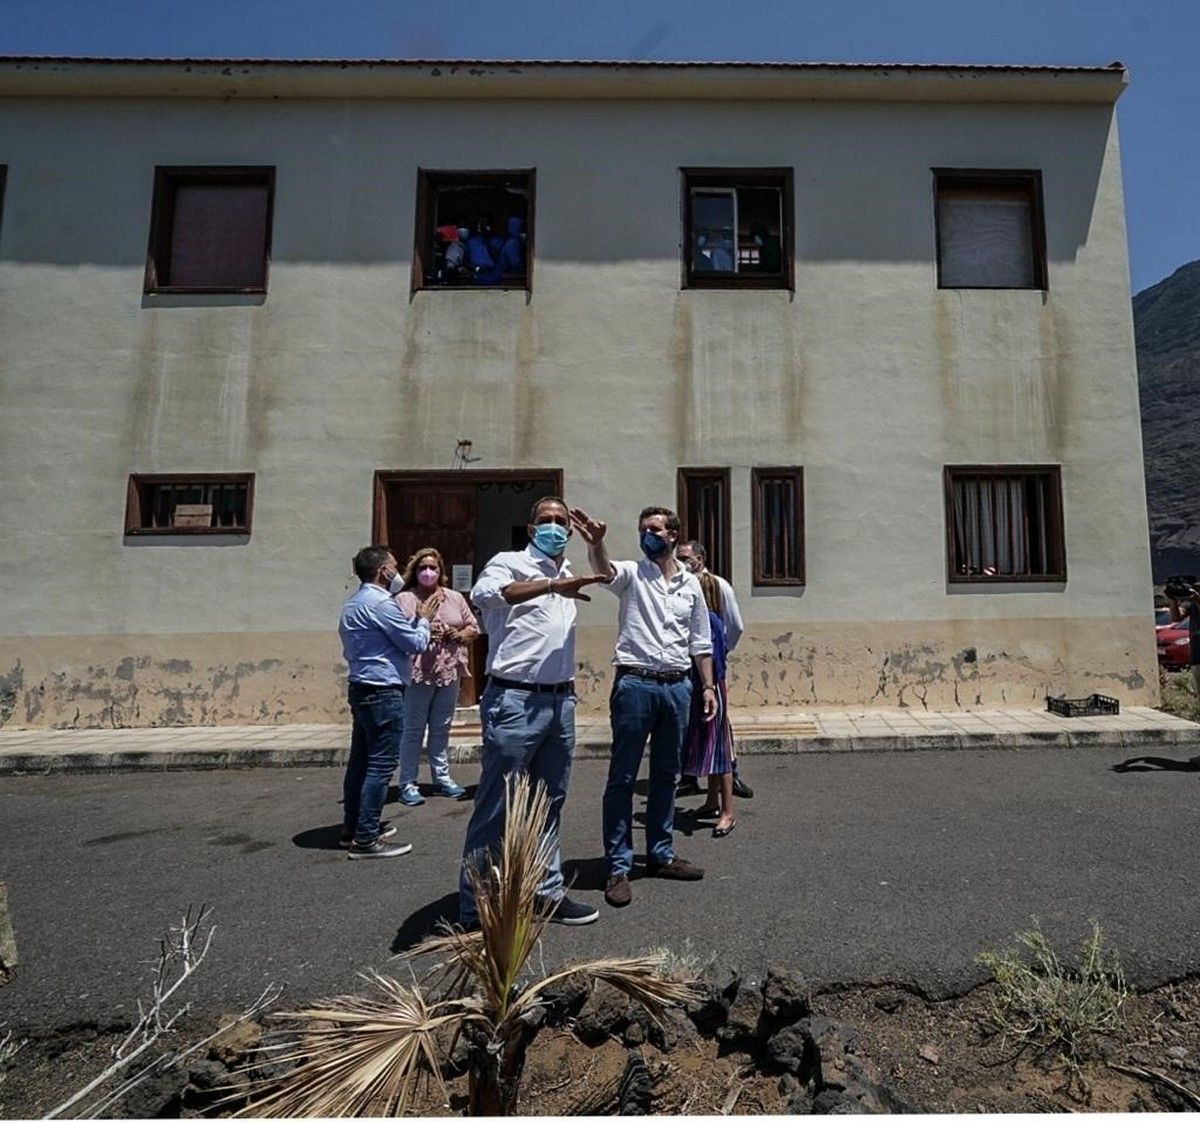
[944,464,1065,584]
[411,168,536,294]
[143,166,275,295]
[933,168,1048,291]
[677,467,732,580]
[680,167,794,291]
[751,467,805,586]
[124,472,255,536]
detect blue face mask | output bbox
[531,522,569,557]
[640,528,671,559]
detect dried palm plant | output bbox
[239,773,698,1117]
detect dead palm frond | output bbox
[238,972,476,1118]
[241,773,702,1117]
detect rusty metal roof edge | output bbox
[0,56,1129,104]
[0,55,1128,72]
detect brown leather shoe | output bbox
[647,857,705,881]
[604,875,632,907]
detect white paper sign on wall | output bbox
[452,564,473,592]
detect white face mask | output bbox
[389,573,404,595]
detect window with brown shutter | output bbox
[144,167,275,294]
[125,474,255,536]
[752,467,804,586]
[934,169,1047,290]
[677,467,731,579]
[945,466,1065,582]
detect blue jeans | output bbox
[458,683,575,926]
[398,681,459,786]
[602,674,692,877]
[343,682,406,845]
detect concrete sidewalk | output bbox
[1,703,1197,773]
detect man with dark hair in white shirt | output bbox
[570,505,716,909]
[458,497,608,928]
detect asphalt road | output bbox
[2,743,1200,1035]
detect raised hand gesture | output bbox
[569,508,607,545]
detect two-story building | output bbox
[0,57,1157,728]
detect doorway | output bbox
[373,469,563,704]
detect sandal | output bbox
[689,804,720,820]
[712,819,738,839]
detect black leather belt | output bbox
[488,676,575,695]
[615,665,690,685]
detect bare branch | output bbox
[44,906,220,1120]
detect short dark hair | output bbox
[638,506,681,534]
[681,539,706,560]
[353,545,393,583]
[529,495,568,523]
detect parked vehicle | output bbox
[1156,606,1173,628]
[1157,620,1192,669]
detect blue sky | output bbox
[2,0,1195,294]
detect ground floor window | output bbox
[945,466,1065,581]
[678,467,731,579]
[124,473,254,535]
[752,467,804,586]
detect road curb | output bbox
[1,726,1195,775]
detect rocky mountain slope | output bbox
[1135,260,1200,582]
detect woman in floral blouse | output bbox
[393,547,479,805]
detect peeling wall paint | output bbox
[0,617,1158,729]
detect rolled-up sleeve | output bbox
[471,557,515,609]
[371,596,431,654]
[688,589,713,657]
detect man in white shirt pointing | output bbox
[570,504,716,909]
[458,496,608,928]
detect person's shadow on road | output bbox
[391,893,460,954]
[1111,755,1200,773]
[292,824,344,850]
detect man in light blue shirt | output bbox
[339,545,438,859]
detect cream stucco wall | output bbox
[0,84,1157,726]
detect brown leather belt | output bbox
[488,676,575,695]
[615,665,689,685]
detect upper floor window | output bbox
[945,466,1064,582]
[678,467,731,579]
[752,467,804,586]
[413,169,533,291]
[144,166,273,295]
[125,473,254,536]
[934,169,1046,290]
[682,168,792,290]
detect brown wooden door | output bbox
[383,484,482,705]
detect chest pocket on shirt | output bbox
[666,588,693,624]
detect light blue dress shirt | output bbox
[339,583,431,686]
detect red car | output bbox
[1157,618,1193,669]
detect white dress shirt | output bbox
[470,545,577,684]
[603,558,712,672]
[712,573,744,652]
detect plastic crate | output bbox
[1045,693,1120,718]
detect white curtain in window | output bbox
[939,191,1035,287]
[953,477,1029,575]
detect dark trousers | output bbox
[343,682,406,845]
